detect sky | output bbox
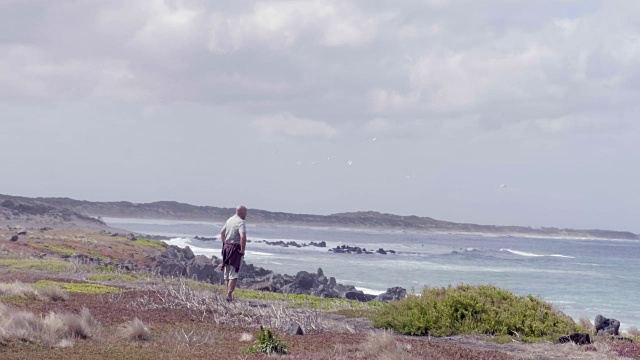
[1,0,639,232]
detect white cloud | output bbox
[208,0,378,53]
[0,44,142,101]
[252,113,338,139]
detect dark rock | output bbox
[17,231,27,236]
[9,235,18,242]
[295,271,315,290]
[159,262,186,276]
[376,248,387,255]
[182,246,195,261]
[345,290,376,302]
[595,315,620,336]
[558,333,591,345]
[127,233,137,241]
[612,336,634,343]
[375,287,407,302]
[248,275,276,292]
[194,236,217,241]
[328,277,337,288]
[288,322,304,335]
[317,267,324,277]
[186,255,220,283]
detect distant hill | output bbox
[0,196,110,231]
[0,194,637,240]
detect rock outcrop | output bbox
[558,333,591,345]
[152,246,406,303]
[595,314,620,336]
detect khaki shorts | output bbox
[224,263,241,280]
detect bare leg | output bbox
[227,279,237,301]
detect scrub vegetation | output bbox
[371,284,580,341]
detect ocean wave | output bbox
[499,248,575,259]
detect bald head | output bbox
[236,205,247,220]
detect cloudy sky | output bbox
[1,0,639,232]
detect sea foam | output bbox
[500,248,575,259]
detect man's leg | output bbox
[227,279,237,301]
[226,266,240,301]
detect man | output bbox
[219,205,247,302]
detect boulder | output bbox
[375,287,407,302]
[344,290,376,302]
[186,255,220,283]
[294,271,315,290]
[182,246,195,261]
[248,275,276,292]
[376,248,387,255]
[558,333,591,345]
[9,235,18,242]
[288,322,304,335]
[17,231,27,236]
[159,262,186,277]
[595,315,620,336]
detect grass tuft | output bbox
[0,304,100,346]
[37,284,70,302]
[119,318,151,341]
[363,330,411,360]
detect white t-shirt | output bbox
[222,214,246,244]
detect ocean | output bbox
[104,217,640,331]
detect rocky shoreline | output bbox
[153,244,407,302]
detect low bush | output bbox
[244,326,288,355]
[371,284,579,340]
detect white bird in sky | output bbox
[372,137,377,141]
[347,160,353,166]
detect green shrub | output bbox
[244,327,288,355]
[371,284,579,340]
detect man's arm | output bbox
[240,232,246,255]
[220,226,226,244]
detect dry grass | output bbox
[240,332,253,342]
[118,318,151,341]
[37,284,69,301]
[0,281,69,302]
[129,277,345,334]
[0,281,40,299]
[172,328,212,348]
[578,316,595,333]
[363,330,412,360]
[0,304,100,346]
